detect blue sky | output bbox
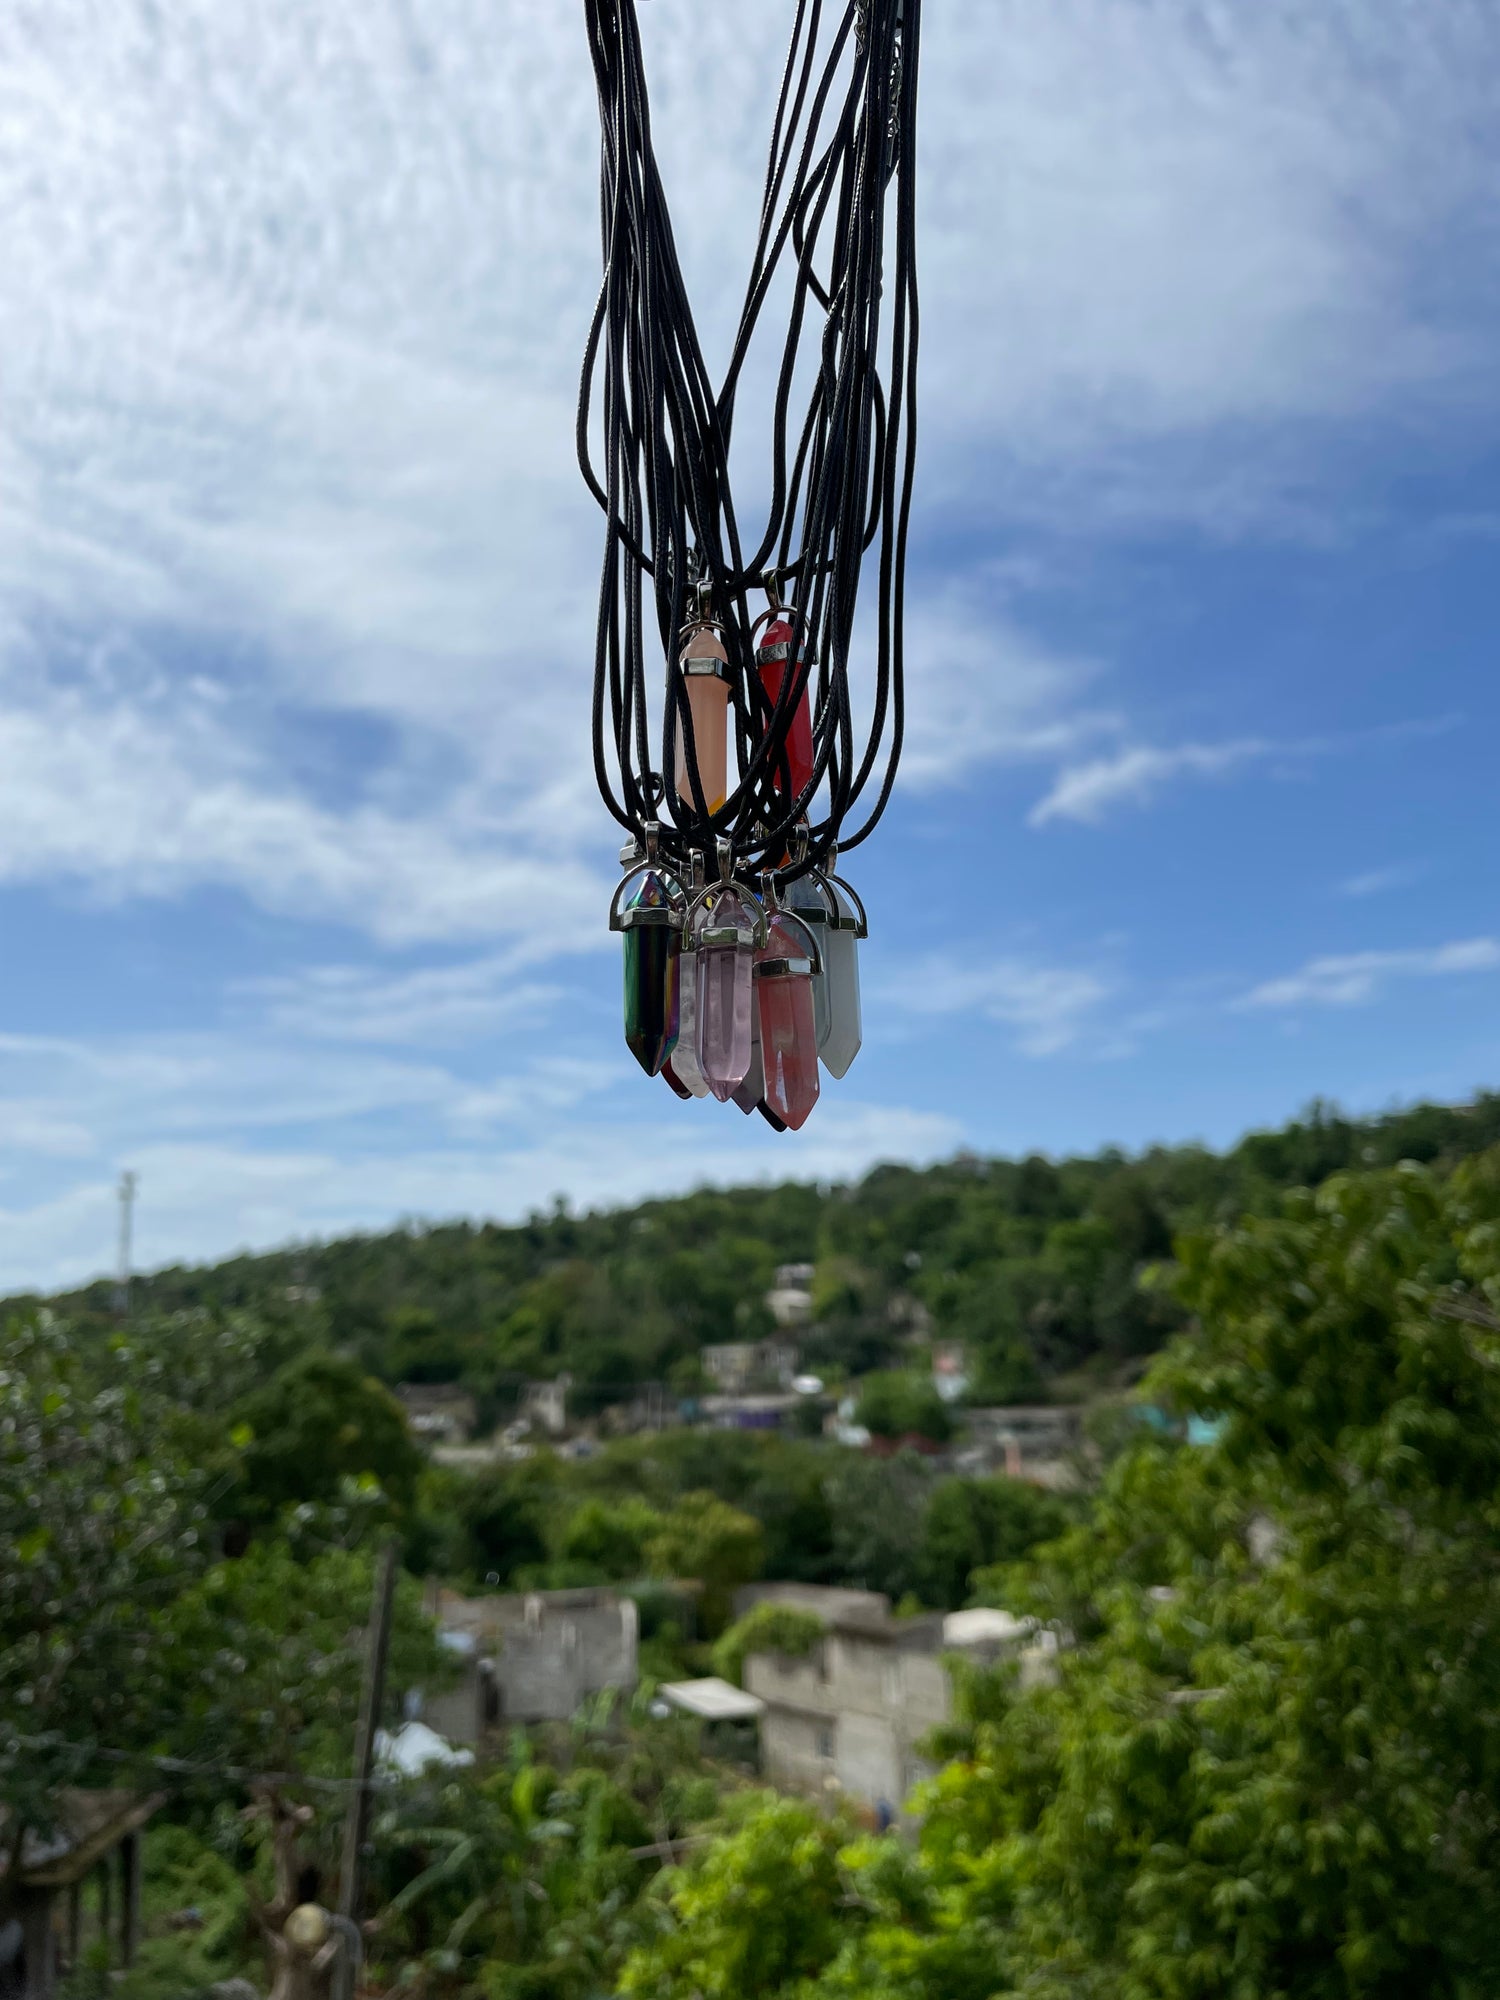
[1,0,1498,1288]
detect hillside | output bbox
[17,1093,1500,1424]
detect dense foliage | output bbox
[19,1095,1500,1419]
[12,1094,1500,2000]
[621,1151,1500,1998]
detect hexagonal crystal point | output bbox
[676,627,730,814]
[731,1010,765,1115]
[786,874,832,1050]
[622,870,679,1076]
[694,888,755,1100]
[820,883,863,1079]
[667,945,710,1098]
[756,912,820,1130]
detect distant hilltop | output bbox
[10,1092,1500,1422]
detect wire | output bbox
[579,0,920,887]
[4,1731,394,1796]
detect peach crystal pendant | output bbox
[675,624,731,814]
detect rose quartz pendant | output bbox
[676,626,730,814]
[693,888,756,1100]
[754,911,820,1130]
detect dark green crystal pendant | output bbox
[622,870,680,1074]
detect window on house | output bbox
[816,1724,835,1760]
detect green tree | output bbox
[227,1351,423,1527]
[854,1371,953,1444]
[887,1156,1500,1997]
[619,1795,849,1999]
[647,1492,765,1633]
[163,1540,446,1780]
[0,1316,211,1879]
[920,1475,1071,1611]
[558,1496,664,1581]
[825,1451,933,1603]
[458,1461,550,1584]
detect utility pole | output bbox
[113,1171,138,1320]
[335,1536,399,2000]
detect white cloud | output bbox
[1029,740,1267,826]
[0,682,610,944]
[1236,938,1500,1011]
[0,1094,963,1294]
[885,956,1115,1057]
[0,0,1490,948]
[899,595,1117,787]
[1338,862,1423,899]
[241,956,564,1047]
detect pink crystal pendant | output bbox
[754,910,820,1130]
[693,888,756,1101]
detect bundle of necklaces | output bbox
[579,0,920,1130]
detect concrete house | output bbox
[420,1586,638,1742]
[701,1339,799,1395]
[395,1384,477,1445]
[742,1589,1048,1813]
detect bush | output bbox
[711,1603,826,1687]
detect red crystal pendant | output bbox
[755,615,813,801]
[754,911,820,1130]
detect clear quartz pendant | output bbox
[755,910,820,1130]
[694,888,755,1100]
[820,882,863,1078]
[786,874,833,1051]
[669,945,711,1098]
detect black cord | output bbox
[579,0,919,888]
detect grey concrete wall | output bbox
[761,1710,835,1791]
[425,1673,483,1746]
[746,1628,953,1811]
[492,1596,638,1723]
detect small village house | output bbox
[419,1586,638,1742]
[0,1790,162,2000]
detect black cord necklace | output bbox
[579,0,920,1128]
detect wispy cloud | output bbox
[1029,714,1460,829]
[885,956,1115,1057]
[0,0,1492,943]
[1236,938,1500,1011]
[0,1013,963,1287]
[0,681,609,944]
[1029,740,1268,827]
[241,955,569,1047]
[1338,862,1423,899]
[900,593,1117,788]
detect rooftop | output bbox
[658,1677,766,1723]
